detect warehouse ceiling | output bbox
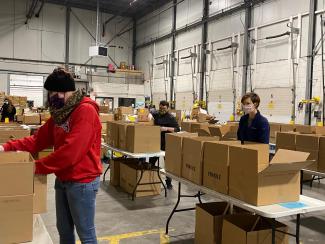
[45,0,172,18]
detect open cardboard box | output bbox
[203,141,241,195]
[182,136,220,185]
[195,202,250,244]
[165,132,198,177]
[229,144,313,206]
[222,214,288,244]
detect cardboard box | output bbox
[126,125,161,153]
[119,162,161,197]
[40,112,51,122]
[100,113,114,123]
[269,123,281,139]
[182,136,220,185]
[0,194,33,244]
[16,114,24,122]
[191,123,209,134]
[315,126,325,135]
[203,141,241,194]
[0,152,34,196]
[0,128,30,142]
[223,124,238,139]
[195,202,230,244]
[276,132,297,151]
[198,113,207,123]
[229,145,311,206]
[295,124,316,134]
[195,202,250,244]
[23,114,40,125]
[118,106,134,116]
[318,137,325,172]
[295,134,320,171]
[208,125,231,138]
[110,159,121,186]
[222,214,288,244]
[296,134,320,151]
[99,105,110,113]
[33,175,47,214]
[165,132,198,177]
[118,123,129,150]
[107,121,120,147]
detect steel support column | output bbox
[132,18,137,67]
[65,6,71,68]
[305,0,318,125]
[199,0,209,101]
[170,0,177,103]
[242,0,252,95]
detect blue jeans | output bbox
[55,177,100,244]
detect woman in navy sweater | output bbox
[237,92,270,144]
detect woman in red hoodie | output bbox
[0,68,102,244]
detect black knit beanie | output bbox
[44,68,76,92]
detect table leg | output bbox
[157,158,167,197]
[271,218,276,244]
[197,191,203,204]
[132,168,144,201]
[296,214,301,244]
[166,182,181,234]
[300,170,303,194]
[103,164,110,182]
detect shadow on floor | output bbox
[291,216,325,235]
[99,181,177,211]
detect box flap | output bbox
[271,149,310,164]
[261,160,314,174]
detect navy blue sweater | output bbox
[237,111,270,144]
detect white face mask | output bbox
[243,104,255,114]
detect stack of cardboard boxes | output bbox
[165,133,311,206]
[115,106,134,121]
[276,131,325,173]
[99,113,114,142]
[0,152,48,243]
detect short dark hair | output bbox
[241,92,260,108]
[159,100,169,108]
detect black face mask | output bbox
[49,94,65,109]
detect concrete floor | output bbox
[41,165,325,244]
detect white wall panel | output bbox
[210,0,243,15]
[176,0,202,29]
[208,10,245,41]
[252,0,309,27]
[176,28,201,50]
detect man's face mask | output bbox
[49,94,65,109]
[3,100,8,105]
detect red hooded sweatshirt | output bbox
[3,97,102,183]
